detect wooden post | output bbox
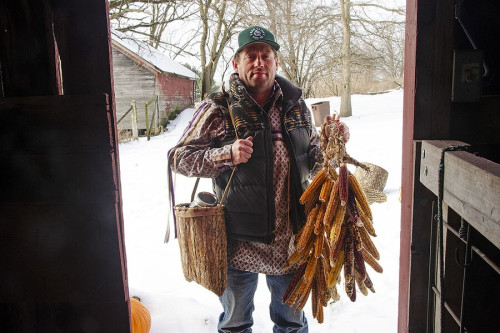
[131,100,138,140]
[146,102,157,141]
[145,95,158,141]
[144,101,150,137]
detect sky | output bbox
[118,89,403,332]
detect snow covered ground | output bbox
[118,89,403,332]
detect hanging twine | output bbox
[319,114,369,174]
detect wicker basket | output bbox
[174,203,227,297]
[353,162,389,204]
[169,97,237,297]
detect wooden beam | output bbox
[398,0,418,330]
[420,140,500,249]
[407,142,436,332]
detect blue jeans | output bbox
[218,266,308,333]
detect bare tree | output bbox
[109,0,405,100]
[198,0,246,98]
[339,0,352,117]
[109,0,195,50]
[244,0,336,98]
[325,0,405,105]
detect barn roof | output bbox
[111,29,198,80]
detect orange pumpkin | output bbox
[130,297,151,333]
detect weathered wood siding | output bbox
[112,49,156,130]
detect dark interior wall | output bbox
[402,1,457,331]
[411,0,500,144]
[0,0,130,331]
[0,0,59,96]
[451,0,500,152]
[401,0,500,331]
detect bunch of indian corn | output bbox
[282,115,382,323]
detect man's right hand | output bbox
[231,136,254,165]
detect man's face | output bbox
[232,43,279,95]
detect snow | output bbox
[119,89,403,332]
[111,29,198,80]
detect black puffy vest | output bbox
[213,76,314,244]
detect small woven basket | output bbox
[174,203,227,297]
[353,162,388,204]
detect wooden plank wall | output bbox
[400,0,500,331]
[0,0,130,331]
[398,0,417,330]
[112,48,156,131]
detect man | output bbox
[170,26,323,333]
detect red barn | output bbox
[111,30,197,132]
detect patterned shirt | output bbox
[172,81,322,275]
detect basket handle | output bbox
[188,168,235,211]
[186,87,237,211]
[167,90,238,238]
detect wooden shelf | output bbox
[419,140,500,249]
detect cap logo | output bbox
[249,27,265,40]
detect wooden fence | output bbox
[117,95,159,141]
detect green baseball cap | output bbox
[236,26,280,54]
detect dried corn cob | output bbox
[286,283,301,306]
[338,163,349,206]
[351,223,362,252]
[300,169,327,204]
[311,278,318,319]
[346,187,362,226]
[326,284,340,303]
[304,255,318,282]
[314,233,324,259]
[295,279,314,311]
[282,262,307,304]
[354,245,367,280]
[312,275,325,323]
[361,248,383,273]
[286,280,303,307]
[327,249,344,287]
[323,236,331,263]
[319,178,334,202]
[297,206,318,251]
[345,256,357,302]
[304,190,320,216]
[359,207,376,236]
[330,223,347,265]
[317,257,328,307]
[302,231,317,255]
[314,203,326,235]
[348,173,372,220]
[364,272,376,293]
[343,229,355,299]
[355,269,369,296]
[287,272,313,308]
[348,278,356,302]
[283,250,302,271]
[316,301,324,324]
[329,205,346,246]
[284,237,314,270]
[359,224,380,260]
[323,180,340,230]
